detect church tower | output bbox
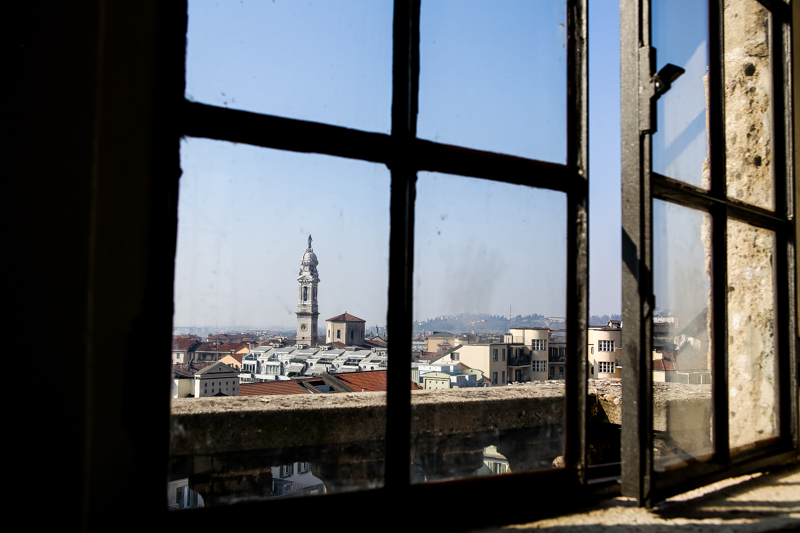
[296,235,320,347]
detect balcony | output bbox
[507,355,532,367]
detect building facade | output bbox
[325,312,366,345]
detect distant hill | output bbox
[413,312,621,334]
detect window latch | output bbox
[639,44,685,134]
[653,63,685,98]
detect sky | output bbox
[175,0,624,330]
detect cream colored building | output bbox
[425,332,459,352]
[325,312,366,345]
[506,327,549,382]
[423,371,451,390]
[588,323,622,379]
[193,361,240,397]
[456,343,508,385]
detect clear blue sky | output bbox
[175,0,622,330]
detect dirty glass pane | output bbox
[652,0,710,189]
[411,173,567,482]
[169,138,389,507]
[185,0,392,133]
[652,200,714,471]
[727,219,779,453]
[724,0,774,210]
[418,0,567,162]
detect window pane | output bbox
[727,219,779,452]
[652,201,714,471]
[418,0,567,162]
[169,139,389,505]
[724,0,774,210]
[652,0,709,189]
[411,173,567,481]
[186,0,393,133]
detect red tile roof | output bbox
[239,380,311,396]
[333,370,421,392]
[364,338,387,348]
[172,362,210,378]
[192,341,248,353]
[326,312,365,322]
[172,338,198,351]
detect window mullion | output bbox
[565,0,589,484]
[620,0,655,506]
[385,0,420,494]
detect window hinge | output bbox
[638,46,657,134]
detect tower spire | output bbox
[296,236,320,347]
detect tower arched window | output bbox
[303,287,308,301]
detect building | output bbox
[456,343,510,386]
[588,321,622,379]
[296,235,320,347]
[171,337,199,364]
[424,331,458,352]
[325,312,366,345]
[192,361,240,397]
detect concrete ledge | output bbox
[170,381,710,456]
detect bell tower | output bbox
[296,235,320,347]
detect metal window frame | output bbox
[168,0,591,530]
[621,0,798,507]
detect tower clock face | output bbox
[303,266,309,272]
[301,324,307,330]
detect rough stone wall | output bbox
[724,0,779,451]
[727,218,778,449]
[724,0,773,210]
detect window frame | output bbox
[169,0,593,527]
[620,0,798,506]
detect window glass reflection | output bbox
[652,200,714,471]
[652,0,709,189]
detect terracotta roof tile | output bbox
[172,362,210,378]
[364,338,387,348]
[171,338,198,351]
[333,370,420,391]
[326,312,366,323]
[239,381,311,396]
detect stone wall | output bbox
[724,0,773,210]
[724,0,779,451]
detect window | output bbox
[597,361,614,374]
[501,371,505,384]
[531,339,547,351]
[597,340,614,352]
[621,0,797,505]
[492,349,498,362]
[502,348,506,361]
[158,0,796,525]
[532,360,547,373]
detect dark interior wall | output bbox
[11,2,183,530]
[11,2,98,527]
